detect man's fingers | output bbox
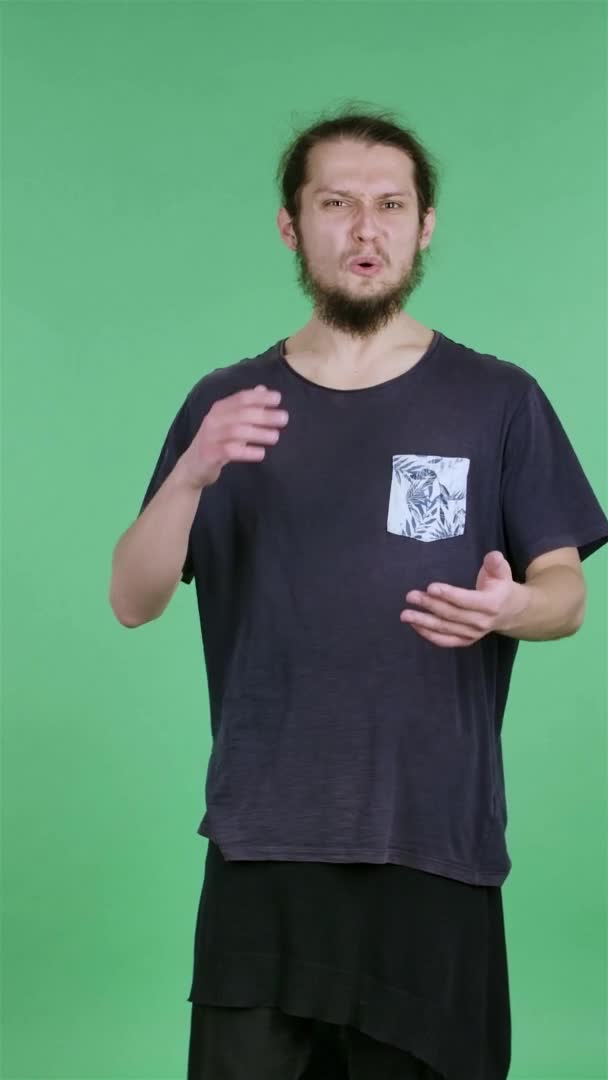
[224,442,267,462]
[238,386,282,407]
[211,387,282,414]
[425,584,496,612]
[406,593,492,632]
[412,626,472,648]
[234,405,290,427]
[222,423,283,446]
[401,609,479,639]
[213,402,289,429]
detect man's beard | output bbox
[293,230,428,339]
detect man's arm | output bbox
[109,457,203,628]
[401,547,588,647]
[109,385,290,629]
[498,546,586,641]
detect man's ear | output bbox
[277,207,298,252]
[419,206,436,251]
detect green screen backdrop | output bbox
[2,3,606,1078]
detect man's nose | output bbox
[352,208,381,239]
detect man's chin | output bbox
[310,295,409,336]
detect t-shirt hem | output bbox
[197,828,510,887]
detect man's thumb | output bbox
[484,551,511,579]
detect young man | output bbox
[109,110,608,1080]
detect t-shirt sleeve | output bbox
[138,395,195,585]
[501,380,608,581]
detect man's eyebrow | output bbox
[312,188,412,199]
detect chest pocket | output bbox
[387,454,470,541]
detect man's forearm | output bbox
[498,565,587,641]
[109,458,204,628]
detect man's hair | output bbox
[275,102,440,230]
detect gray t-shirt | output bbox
[140,330,608,886]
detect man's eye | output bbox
[324,200,402,209]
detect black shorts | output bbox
[188,1003,442,1079]
[186,840,511,1080]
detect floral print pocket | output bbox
[387,455,470,541]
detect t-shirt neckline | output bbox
[276,329,443,395]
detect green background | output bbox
[2,2,606,1078]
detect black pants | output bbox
[187,1003,442,1079]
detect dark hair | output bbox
[275,102,440,230]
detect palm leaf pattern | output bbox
[387,455,470,541]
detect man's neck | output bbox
[283,316,435,391]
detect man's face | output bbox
[279,139,436,339]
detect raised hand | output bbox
[400,551,527,647]
[178,385,289,489]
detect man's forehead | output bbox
[307,143,416,198]
[310,184,414,198]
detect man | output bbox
[109,109,608,1080]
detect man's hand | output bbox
[178,385,290,490]
[400,551,528,648]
